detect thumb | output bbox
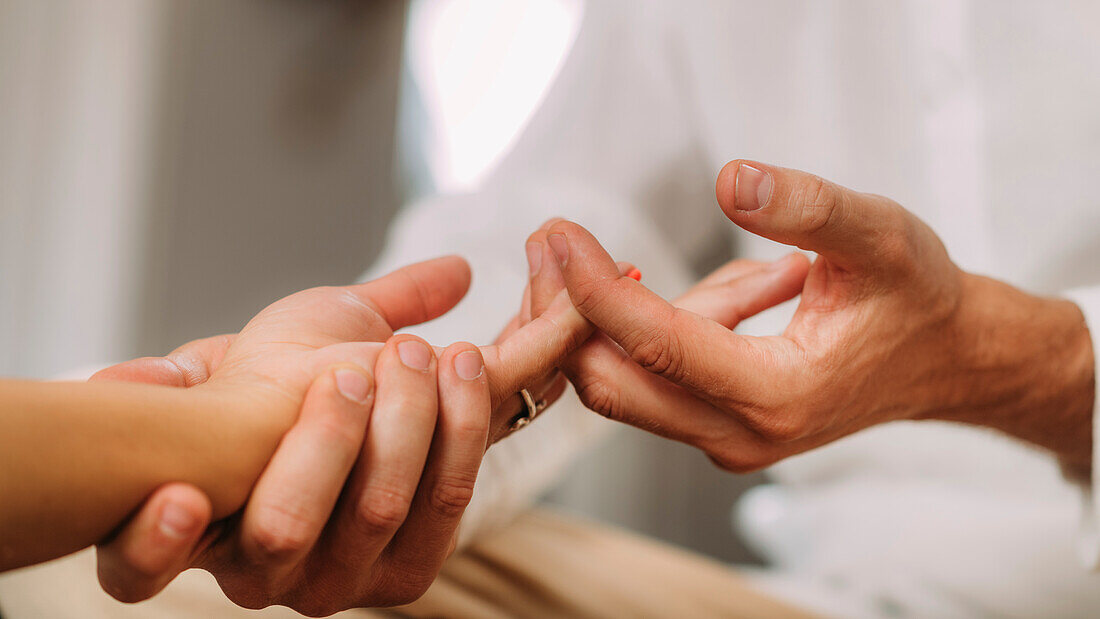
[716,160,907,271]
[96,483,211,603]
[89,335,236,387]
[351,255,472,330]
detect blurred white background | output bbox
[0,0,760,563]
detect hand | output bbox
[92,257,594,612]
[522,219,811,447]
[539,161,1094,473]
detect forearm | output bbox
[931,274,1095,471]
[0,379,287,571]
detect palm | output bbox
[209,287,400,411]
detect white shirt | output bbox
[367,2,1100,616]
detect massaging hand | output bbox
[522,218,812,441]
[535,160,1094,473]
[91,256,590,613]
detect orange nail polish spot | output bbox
[626,268,642,281]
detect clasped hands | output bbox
[96,160,1094,614]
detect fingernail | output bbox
[525,242,543,277]
[398,340,432,371]
[735,163,773,211]
[159,502,197,540]
[547,233,569,266]
[335,368,372,403]
[454,350,484,381]
[626,268,642,281]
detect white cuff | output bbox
[1062,286,1100,569]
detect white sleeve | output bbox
[1061,286,1100,569]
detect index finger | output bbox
[544,220,784,399]
[479,289,594,410]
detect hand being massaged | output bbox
[97,245,791,614]
[85,256,595,613]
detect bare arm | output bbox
[0,378,289,571]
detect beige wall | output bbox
[136,1,407,354]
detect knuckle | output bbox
[628,324,684,382]
[706,447,776,474]
[248,508,315,562]
[375,571,434,607]
[453,407,491,438]
[355,487,413,534]
[707,451,760,474]
[311,415,366,458]
[574,375,623,421]
[441,404,491,446]
[794,175,840,234]
[753,413,809,443]
[569,277,612,319]
[531,312,589,353]
[737,395,811,443]
[874,202,922,270]
[427,472,477,519]
[335,287,377,316]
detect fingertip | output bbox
[539,216,566,232]
[446,342,485,383]
[775,254,812,296]
[768,252,812,282]
[98,483,210,603]
[525,241,543,278]
[716,159,775,217]
[535,239,566,288]
[370,257,472,329]
[544,221,620,280]
[787,252,813,273]
[545,218,584,239]
[331,364,374,404]
[546,231,570,267]
[89,357,184,387]
[156,483,213,542]
[434,254,473,298]
[435,253,472,276]
[715,159,743,213]
[388,334,436,373]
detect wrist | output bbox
[184,381,299,517]
[936,273,1095,468]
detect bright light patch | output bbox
[406,0,582,193]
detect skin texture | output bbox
[97,161,1097,612]
[1,256,595,612]
[91,259,594,613]
[539,160,1094,475]
[94,242,804,613]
